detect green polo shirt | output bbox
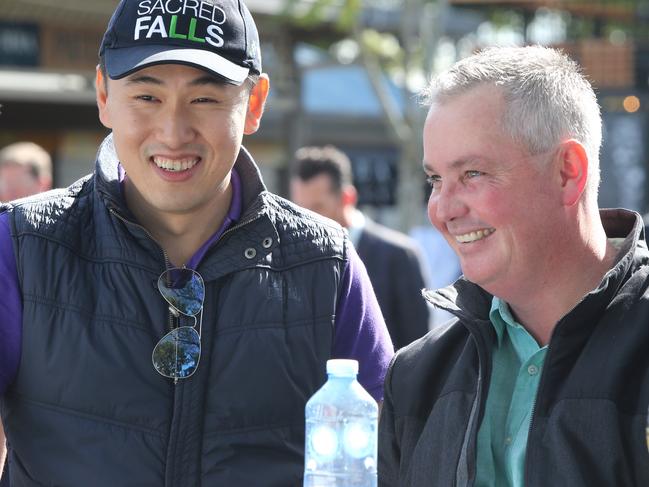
[474,298,548,487]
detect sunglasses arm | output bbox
[196,310,203,338]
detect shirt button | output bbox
[504,436,512,446]
[527,364,539,376]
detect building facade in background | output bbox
[0,0,648,231]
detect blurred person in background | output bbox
[0,142,52,202]
[0,1,394,485]
[0,141,52,487]
[290,145,430,349]
[379,45,649,486]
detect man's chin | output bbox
[461,266,496,289]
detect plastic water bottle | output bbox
[304,359,378,487]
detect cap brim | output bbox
[104,46,250,85]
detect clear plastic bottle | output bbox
[304,359,378,487]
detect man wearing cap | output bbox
[0,1,394,485]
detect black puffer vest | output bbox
[1,135,348,486]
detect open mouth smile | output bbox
[152,156,200,172]
[455,228,496,243]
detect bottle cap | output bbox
[326,359,358,377]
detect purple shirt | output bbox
[0,170,393,401]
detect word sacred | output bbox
[137,0,227,24]
[135,15,225,47]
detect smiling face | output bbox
[96,64,267,226]
[423,84,563,297]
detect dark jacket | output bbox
[0,136,350,487]
[379,209,649,487]
[357,219,429,349]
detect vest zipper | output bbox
[422,292,493,487]
[109,208,177,377]
[218,214,263,240]
[110,207,188,485]
[464,326,492,487]
[108,208,169,262]
[110,204,267,487]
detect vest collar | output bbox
[92,133,278,279]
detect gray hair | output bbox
[420,45,602,192]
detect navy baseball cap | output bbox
[99,0,261,85]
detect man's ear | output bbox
[558,139,589,206]
[341,184,358,208]
[95,66,112,129]
[244,74,269,135]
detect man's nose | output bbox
[431,183,466,222]
[155,103,195,148]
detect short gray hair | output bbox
[421,46,602,192]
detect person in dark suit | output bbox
[290,145,430,349]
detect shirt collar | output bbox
[347,209,366,247]
[490,297,546,363]
[489,297,512,347]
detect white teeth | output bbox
[153,156,199,172]
[455,228,495,243]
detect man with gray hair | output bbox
[378,45,649,486]
[0,142,52,202]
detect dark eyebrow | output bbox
[124,73,228,88]
[189,75,228,88]
[125,75,163,86]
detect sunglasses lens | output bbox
[158,268,205,316]
[152,327,201,379]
